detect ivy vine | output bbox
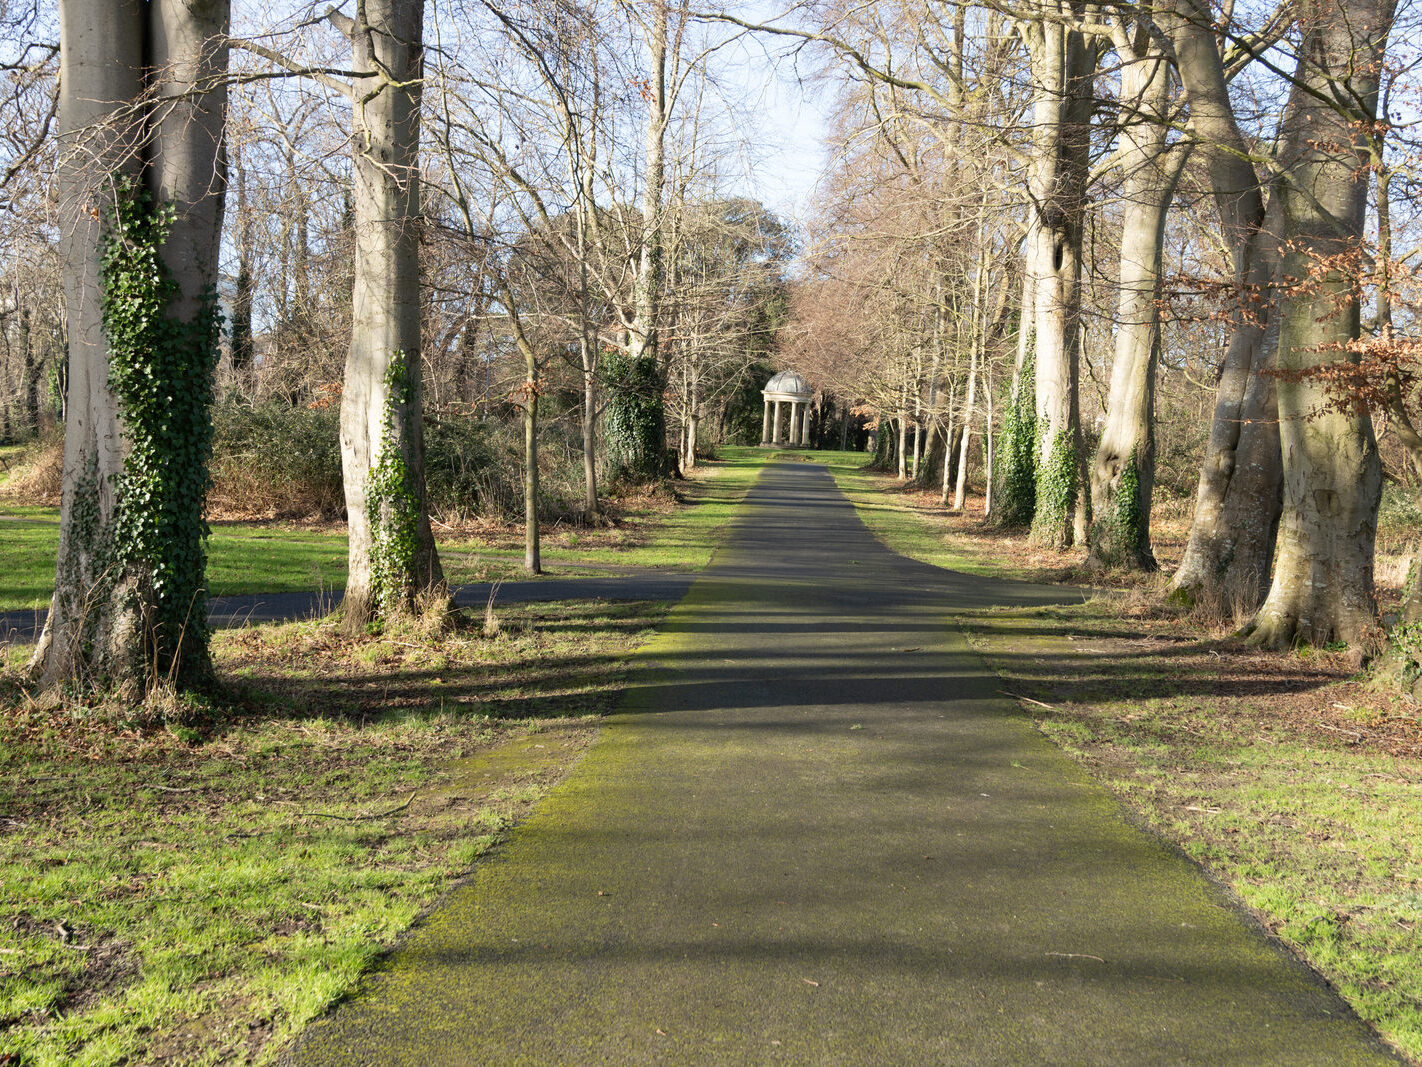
[366,355,422,614]
[1092,446,1147,567]
[101,178,221,683]
[1031,428,1078,545]
[601,350,666,481]
[1388,620,1422,691]
[993,351,1036,527]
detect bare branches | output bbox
[227,35,361,99]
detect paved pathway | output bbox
[291,460,1392,1064]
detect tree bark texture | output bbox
[992,260,1035,526]
[337,0,445,626]
[1167,0,1284,607]
[35,0,228,690]
[954,346,979,511]
[524,375,541,575]
[580,340,599,513]
[627,0,667,370]
[1024,18,1094,549]
[1247,0,1392,648]
[230,138,254,379]
[1089,33,1185,570]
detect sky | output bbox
[714,6,835,225]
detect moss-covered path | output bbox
[289,461,1395,1065]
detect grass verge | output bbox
[436,446,768,582]
[0,599,669,1065]
[0,508,349,615]
[0,450,769,613]
[824,450,1422,1062]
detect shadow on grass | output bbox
[212,600,671,739]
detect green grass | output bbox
[0,599,670,1065]
[437,447,769,582]
[0,451,771,613]
[0,508,350,613]
[0,506,60,612]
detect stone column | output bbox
[772,399,783,444]
[791,402,803,446]
[761,398,772,444]
[796,403,808,446]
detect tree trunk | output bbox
[992,261,1035,525]
[685,402,699,471]
[580,336,599,514]
[896,410,909,481]
[954,345,979,511]
[336,0,445,627]
[1089,37,1186,571]
[574,146,600,515]
[627,0,666,369]
[1167,0,1284,607]
[871,416,890,468]
[19,308,39,435]
[35,2,144,689]
[524,373,541,575]
[1246,0,1392,648]
[1024,19,1094,548]
[34,0,229,692]
[230,137,255,383]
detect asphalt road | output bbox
[287,461,1395,1065]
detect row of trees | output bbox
[769,0,1420,658]
[1,0,789,694]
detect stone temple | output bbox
[760,369,813,447]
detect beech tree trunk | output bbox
[523,343,541,575]
[628,0,667,369]
[18,309,39,436]
[1167,0,1284,607]
[953,240,990,512]
[1246,0,1392,649]
[896,406,909,480]
[991,260,1035,526]
[1024,19,1095,549]
[684,394,699,472]
[1089,33,1186,570]
[954,345,979,511]
[580,334,599,513]
[34,0,228,691]
[575,151,600,514]
[230,138,255,382]
[336,0,445,626]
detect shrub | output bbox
[20,403,607,527]
[1377,483,1422,557]
[209,401,344,519]
[0,432,63,504]
[423,416,518,522]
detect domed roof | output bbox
[763,369,812,398]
